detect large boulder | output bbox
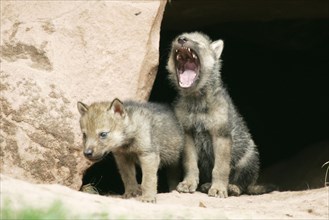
[0,1,166,189]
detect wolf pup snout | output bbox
[83,148,93,158]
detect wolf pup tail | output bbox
[200,183,277,196]
[246,184,278,195]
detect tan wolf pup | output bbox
[77,99,184,203]
[167,32,274,198]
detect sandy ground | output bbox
[0,174,328,219]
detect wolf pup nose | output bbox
[178,37,187,45]
[167,32,274,198]
[77,99,184,203]
[83,148,93,158]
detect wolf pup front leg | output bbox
[113,153,141,198]
[176,133,199,193]
[208,133,232,197]
[167,32,271,198]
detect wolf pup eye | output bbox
[99,132,109,139]
[82,133,87,140]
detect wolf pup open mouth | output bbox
[174,41,200,88]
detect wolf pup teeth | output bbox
[167,32,274,198]
[77,99,184,203]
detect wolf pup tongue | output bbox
[179,70,197,88]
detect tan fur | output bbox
[78,99,184,203]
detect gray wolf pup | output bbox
[166,32,273,197]
[77,99,184,203]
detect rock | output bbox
[1,174,328,219]
[0,1,166,189]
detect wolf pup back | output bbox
[167,32,275,197]
[77,99,184,203]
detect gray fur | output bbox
[78,99,184,203]
[166,32,272,197]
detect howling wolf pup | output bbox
[77,99,184,203]
[167,32,273,198]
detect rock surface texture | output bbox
[0,1,166,189]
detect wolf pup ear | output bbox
[211,39,224,60]
[109,98,125,117]
[77,102,89,115]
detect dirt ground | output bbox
[1,174,328,219]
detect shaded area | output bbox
[81,153,171,195]
[80,154,125,195]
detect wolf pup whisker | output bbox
[167,32,275,198]
[77,99,184,203]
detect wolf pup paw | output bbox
[177,180,198,193]
[208,186,228,198]
[199,182,212,193]
[138,195,156,203]
[122,186,142,199]
[228,184,241,196]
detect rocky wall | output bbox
[0,0,166,189]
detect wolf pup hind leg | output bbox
[166,32,274,198]
[77,99,184,203]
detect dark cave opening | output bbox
[149,1,329,190]
[150,20,329,169]
[81,153,174,195]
